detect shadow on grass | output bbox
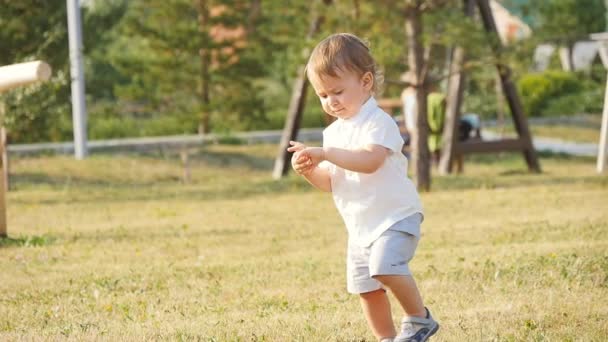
[462,151,595,165]
[9,149,606,205]
[433,152,606,192]
[9,175,315,206]
[11,148,276,189]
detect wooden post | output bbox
[1,128,7,192]
[598,77,608,173]
[272,0,332,179]
[476,0,540,172]
[197,0,211,135]
[0,105,6,238]
[438,0,541,174]
[591,32,608,174]
[439,0,474,175]
[180,148,191,183]
[0,60,53,237]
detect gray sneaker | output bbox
[394,307,439,342]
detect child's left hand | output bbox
[298,147,325,166]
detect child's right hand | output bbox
[288,141,315,175]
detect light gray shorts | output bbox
[346,215,421,294]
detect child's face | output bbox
[309,69,373,120]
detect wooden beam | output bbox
[439,0,475,175]
[0,61,52,237]
[0,126,6,238]
[272,69,310,179]
[457,138,526,154]
[476,0,541,172]
[377,98,402,115]
[272,0,332,179]
[0,61,51,92]
[592,33,608,173]
[598,75,608,173]
[0,106,4,237]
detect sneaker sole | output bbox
[423,323,439,341]
[396,323,439,342]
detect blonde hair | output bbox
[306,33,383,94]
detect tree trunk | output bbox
[197,0,211,134]
[405,1,431,191]
[246,0,262,36]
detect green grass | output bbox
[1,144,607,341]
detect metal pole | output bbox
[67,0,88,159]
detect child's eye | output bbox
[319,94,327,99]
[335,90,343,95]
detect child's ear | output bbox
[362,72,373,91]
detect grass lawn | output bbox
[1,144,607,341]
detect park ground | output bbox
[0,142,607,341]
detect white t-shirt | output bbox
[320,97,423,247]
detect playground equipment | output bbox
[590,32,608,174]
[273,0,540,178]
[0,60,52,237]
[439,0,539,175]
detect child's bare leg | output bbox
[374,275,426,318]
[359,289,396,340]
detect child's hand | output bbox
[298,147,325,167]
[288,141,314,175]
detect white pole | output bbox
[67,0,88,159]
[599,75,608,173]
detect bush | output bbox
[517,71,582,117]
[542,88,604,116]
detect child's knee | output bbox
[372,274,405,287]
[359,288,386,300]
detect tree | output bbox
[404,1,432,191]
[400,0,465,191]
[522,0,606,71]
[0,0,126,143]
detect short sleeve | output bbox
[361,112,404,153]
[319,125,336,173]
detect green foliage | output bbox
[4,0,604,142]
[517,70,604,117]
[522,0,606,44]
[0,0,70,142]
[518,71,581,116]
[0,0,126,143]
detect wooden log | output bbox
[0,126,5,238]
[591,33,608,173]
[0,60,52,237]
[438,0,474,175]
[0,61,52,92]
[457,138,526,154]
[476,0,541,172]
[1,127,7,192]
[377,98,402,115]
[272,0,332,179]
